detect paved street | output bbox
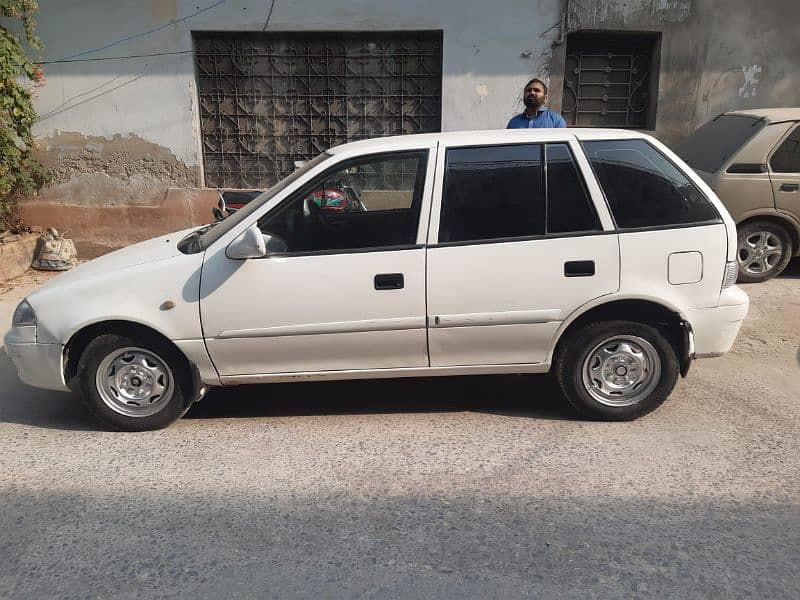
[1,264,799,598]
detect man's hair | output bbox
[524,78,548,95]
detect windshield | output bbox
[194,152,332,251]
[675,114,765,173]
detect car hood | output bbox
[30,227,197,295]
[24,227,207,345]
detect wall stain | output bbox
[34,132,200,206]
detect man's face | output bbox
[523,81,547,109]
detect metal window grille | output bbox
[194,31,443,189]
[561,35,657,129]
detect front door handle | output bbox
[374,273,404,290]
[564,260,595,277]
[780,183,799,192]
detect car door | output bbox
[425,139,620,367]
[768,123,800,220]
[200,147,435,377]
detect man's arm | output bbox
[555,113,567,128]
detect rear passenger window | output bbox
[546,144,600,233]
[770,127,800,173]
[440,144,544,243]
[583,139,719,229]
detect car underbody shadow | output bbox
[185,373,578,422]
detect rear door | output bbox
[425,139,619,367]
[768,123,800,220]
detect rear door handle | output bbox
[564,260,595,277]
[374,273,404,290]
[780,183,799,192]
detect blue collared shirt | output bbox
[506,108,567,129]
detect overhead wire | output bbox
[262,0,277,31]
[37,51,194,65]
[43,0,227,63]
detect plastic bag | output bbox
[32,227,77,271]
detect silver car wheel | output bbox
[738,231,783,275]
[581,335,661,407]
[95,347,174,418]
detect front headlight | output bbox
[12,299,37,327]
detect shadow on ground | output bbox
[1,342,575,430]
[0,489,796,598]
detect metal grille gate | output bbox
[194,32,443,189]
[561,34,657,129]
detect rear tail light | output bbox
[722,261,738,289]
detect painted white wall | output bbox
[32,0,562,167]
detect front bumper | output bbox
[4,334,69,392]
[688,287,750,357]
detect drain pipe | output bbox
[551,0,571,48]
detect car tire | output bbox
[555,320,679,421]
[736,220,793,283]
[77,334,193,431]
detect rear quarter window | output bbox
[582,139,720,229]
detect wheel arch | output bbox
[737,212,800,257]
[64,320,203,399]
[550,297,692,378]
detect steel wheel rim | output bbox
[95,347,174,417]
[738,231,783,275]
[581,335,661,407]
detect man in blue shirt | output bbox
[506,78,567,129]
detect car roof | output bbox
[725,107,800,122]
[327,128,649,155]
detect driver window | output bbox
[259,151,427,253]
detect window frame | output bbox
[580,138,723,232]
[431,140,608,247]
[437,142,546,244]
[255,149,431,257]
[543,143,602,235]
[768,123,800,174]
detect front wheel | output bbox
[77,334,192,431]
[555,320,679,420]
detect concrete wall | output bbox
[30,0,560,200]
[22,0,800,244]
[548,0,800,144]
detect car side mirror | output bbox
[264,233,288,254]
[226,224,267,259]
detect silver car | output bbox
[676,108,800,282]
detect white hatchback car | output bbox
[5,129,748,430]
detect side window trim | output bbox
[544,142,602,234]
[429,219,724,248]
[566,139,616,230]
[256,148,431,256]
[768,123,800,174]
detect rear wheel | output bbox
[555,320,678,420]
[736,220,793,283]
[78,334,192,431]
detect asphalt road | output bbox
[1,263,799,599]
